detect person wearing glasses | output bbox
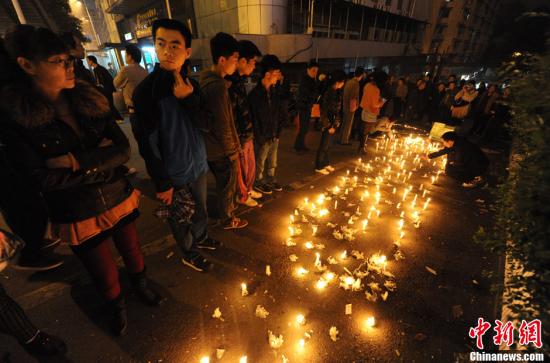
[0,25,161,336]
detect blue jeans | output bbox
[255,138,279,183]
[168,171,208,255]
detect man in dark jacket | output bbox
[59,32,95,85]
[248,55,285,194]
[428,131,489,187]
[87,55,123,121]
[406,79,430,127]
[294,60,320,152]
[200,32,248,230]
[228,40,263,207]
[132,19,219,272]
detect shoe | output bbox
[181,252,213,272]
[237,196,258,207]
[125,167,137,176]
[108,295,127,336]
[325,165,335,172]
[254,182,272,195]
[462,176,484,188]
[13,254,64,272]
[223,217,248,230]
[249,190,263,199]
[129,268,163,306]
[24,331,67,356]
[197,237,223,250]
[42,238,61,249]
[267,182,283,192]
[315,168,330,175]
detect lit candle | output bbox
[296,314,306,326]
[200,357,210,363]
[316,279,328,290]
[398,219,404,230]
[334,200,338,209]
[290,215,295,223]
[362,219,368,231]
[319,208,329,217]
[241,283,248,296]
[431,176,436,184]
[289,226,295,236]
[365,316,376,328]
[312,225,318,236]
[422,189,428,198]
[423,198,431,210]
[305,241,314,249]
[397,202,401,209]
[239,357,247,363]
[295,267,309,277]
[400,231,405,239]
[392,187,396,194]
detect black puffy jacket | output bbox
[0,81,133,224]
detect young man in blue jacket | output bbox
[132,19,219,272]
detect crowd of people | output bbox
[0,18,506,358]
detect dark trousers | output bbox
[0,282,38,343]
[208,157,238,224]
[446,161,488,183]
[70,222,144,301]
[315,129,333,170]
[168,172,209,255]
[358,121,377,152]
[0,186,48,262]
[294,109,310,151]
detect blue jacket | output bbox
[133,64,208,191]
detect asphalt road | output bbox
[0,122,502,363]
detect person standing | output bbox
[294,60,319,153]
[86,55,123,121]
[59,32,94,85]
[339,67,363,145]
[200,32,248,230]
[405,79,429,127]
[133,19,220,272]
[394,77,408,120]
[113,44,148,116]
[248,55,285,194]
[107,62,116,77]
[228,40,263,207]
[315,70,346,174]
[358,71,387,154]
[1,25,161,336]
[0,35,63,272]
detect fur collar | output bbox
[1,80,110,129]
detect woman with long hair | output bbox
[0,25,161,336]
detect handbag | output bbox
[311,103,321,118]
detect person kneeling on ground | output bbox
[428,131,489,188]
[315,70,346,175]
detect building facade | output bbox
[422,0,499,77]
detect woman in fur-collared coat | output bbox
[0,25,161,336]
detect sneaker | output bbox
[197,237,223,250]
[24,331,67,357]
[254,182,272,195]
[42,238,61,250]
[268,182,283,192]
[325,165,335,172]
[237,196,259,207]
[315,168,330,175]
[125,167,137,176]
[223,217,249,230]
[181,252,213,272]
[13,255,64,272]
[462,176,484,188]
[249,189,263,199]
